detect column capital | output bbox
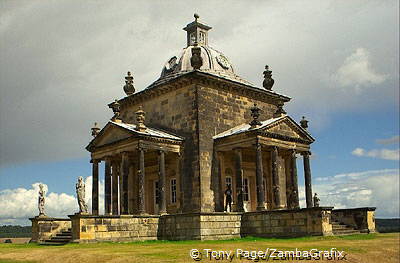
[301,151,312,156]
[253,139,262,148]
[90,159,100,164]
[270,145,279,153]
[137,142,146,152]
[233,147,243,152]
[215,150,223,158]
[158,149,167,155]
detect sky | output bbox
[0,0,398,225]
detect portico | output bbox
[213,105,315,212]
[87,112,184,216]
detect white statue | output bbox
[76,176,88,213]
[38,184,45,216]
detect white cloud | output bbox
[312,169,399,218]
[352,147,365,157]
[0,176,104,225]
[352,147,399,160]
[376,135,400,145]
[332,48,388,89]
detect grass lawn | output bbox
[0,233,398,263]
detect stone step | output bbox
[51,236,71,240]
[332,225,351,230]
[331,220,363,236]
[39,228,72,246]
[56,233,72,237]
[40,241,67,246]
[331,221,346,225]
[333,229,361,235]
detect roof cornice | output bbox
[116,71,291,110]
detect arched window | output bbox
[225,168,233,189]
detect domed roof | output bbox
[161,45,242,78]
[154,15,253,87]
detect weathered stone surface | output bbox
[29,217,71,242]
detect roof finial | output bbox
[110,99,121,122]
[263,65,275,90]
[300,116,309,129]
[273,101,286,118]
[194,13,199,22]
[91,122,100,137]
[135,106,146,132]
[249,103,262,129]
[123,71,135,96]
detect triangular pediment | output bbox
[89,123,134,149]
[86,121,184,152]
[261,117,314,143]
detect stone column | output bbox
[120,152,130,215]
[212,148,223,212]
[137,146,146,214]
[104,158,112,215]
[255,141,265,211]
[234,148,244,212]
[216,151,224,212]
[91,159,99,215]
[271,146,283,209]
[112,160,119,215]
[291,150,300,209]
[177,152,184,213]
[302,151,313,208]
[158,150,167,215]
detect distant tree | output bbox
[0,225,32,238]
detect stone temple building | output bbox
[31,15,376,244]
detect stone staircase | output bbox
[40,228,72,245]
[331,220,361,235]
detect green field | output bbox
[0,233,399,263]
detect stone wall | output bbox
[331,207,376,233]
[121,84,201,213]
[200,213,242,240]
[67,209,335,242]
[69,214,160,243]
[29,217,71,242]
[159,213,242,240]
[197,84,279,212]
[241,207,333,237]
[158,213,201,240]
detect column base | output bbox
[256,206,266,211]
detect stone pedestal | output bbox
[29,216,71,242]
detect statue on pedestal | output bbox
[38,184,46,216]
[224,185,233,212]
[76,176,88,214]
[313,193,320,207]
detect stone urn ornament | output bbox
[262,65,274,90]
[76,176,88,214]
